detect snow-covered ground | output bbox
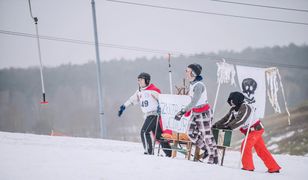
[0,131,307,180]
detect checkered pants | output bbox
[187,110,218,163]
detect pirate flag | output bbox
[236,65,266,119]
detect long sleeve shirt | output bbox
[214,103,253,130]
[183,80,208,112]
[124,84,160,116]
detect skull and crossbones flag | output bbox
[236,65,266,119]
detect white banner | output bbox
[159,94,191,133]
[236,65,266,119]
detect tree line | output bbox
[0,43,307,141]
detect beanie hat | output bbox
[188,63,202,76]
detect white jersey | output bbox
[138,90,159,113]
[124,84,160,115]
[189,81,208,107]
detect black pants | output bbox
[141,115,171,157]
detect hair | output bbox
[227,91,245,107]
[137,72,151,86]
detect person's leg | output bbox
[209,110,219,163]
[200,111,218,164]
[154,118,172,157]
[187,115,207,159]
[254,130,281,173]
[140,115,156,154]
[241,131,261,170]
[187,115,200,144]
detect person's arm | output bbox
[213,109,233,128]
[227,104,252,130]
[183,83,204,112]
[175,83,204,120]
[124,90,139,108]
[150,90,161,114]
[118,90,139,117]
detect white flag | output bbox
[236,65,266,119]
[216,61,236,86]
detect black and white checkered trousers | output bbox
[187,109,218,163]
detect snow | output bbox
[268,131,295,144]
[267,144,279,151]
[0,131,307,180]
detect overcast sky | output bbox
[0,0,308,68]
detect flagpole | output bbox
[213,82,221,117]
[168,53,173,94]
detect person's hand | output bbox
[223,125,232,130]
[174,109,186,121]
[118,105,126,117]
[215,124,229,129]
[219,125,232,130]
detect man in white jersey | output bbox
[118,72,172,157]
[175,64,218,164]
[213,91,281,173]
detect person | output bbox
[118,72,172,157]
[213,91,281,173]
[174,63,218,164]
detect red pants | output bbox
[241,129,281,172]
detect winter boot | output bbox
[202,149,209,159]
[268,170,280,173]
[213,156,219,164]
[241,168,254,172]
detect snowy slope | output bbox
[0,132,307,180]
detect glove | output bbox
[214,124,227,129]
[174,109,186,121]
[157,105,161,114]
[118,105,126,117]
[218,124,231,130]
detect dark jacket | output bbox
[214,103,252,130]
